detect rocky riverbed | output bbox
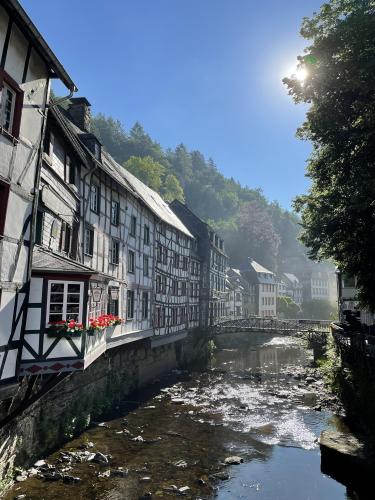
[5,333,355,500]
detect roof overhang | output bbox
[3,0,77,92]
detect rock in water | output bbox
[224,456,243,465]
[320,430,375,486]
[92,452,109,464]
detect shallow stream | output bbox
[7,332,357,499]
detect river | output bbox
[7,332,357,500]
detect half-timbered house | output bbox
[170,200,228,327]
[118,171,195,345]
[0,0,76,383]
[20,97,157,375]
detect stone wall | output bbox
[0,329,208,490]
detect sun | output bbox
[287,65,308,83]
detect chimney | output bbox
[68,97,91,132]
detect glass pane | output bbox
[66,305,79,314]
[66,314,79,321]
[67,294,80,303]
[49,313,63,322]
[50,304,63,313]
[51,283,64,293]
[68,284,81,294]
[50,293,63,303]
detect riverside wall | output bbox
[0,329,208,490]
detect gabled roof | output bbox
[4,0,76,91]
[116,168,193,238]
[32,246,95,274]
[283,273,300,285]
[250,260,273,275]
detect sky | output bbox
[21,0,323,210]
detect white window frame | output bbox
[46,280,84,326]
[0,83,16,133]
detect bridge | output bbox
[212,317,332,338]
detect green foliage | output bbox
[302,298,338,320]
[284,0,375,309]
[277,296,301,318]
[92,114,309,272]
[124,156,165,192]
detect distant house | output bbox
[301,270,329,302]
[283,273,303,305]
[226,268,251,318]
[275,276,287,298]
[241,259,277,317]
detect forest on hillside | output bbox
[91,114,310,274]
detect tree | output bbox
[283,0,375,309]
[302,299,338,320]
[277,296,301,319]
[162,174,185,203]
[123,156,165,192]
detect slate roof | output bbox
[118,168,193,238]
[283,273,300,285]
[250,260,274,275]
[32,246,95,274]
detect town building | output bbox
[282,273,303,305]
[169,200,228,326]
[241,259,277,317]
[275,276,287,298]
[0,0,76,383]
[302,269,330,302]
[16,90,211,376]
[336,272,375,326]
[226,268,251,318]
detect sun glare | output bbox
[287,65,308,83]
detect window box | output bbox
[46,320,84,338]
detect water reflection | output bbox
[7,332,352,500]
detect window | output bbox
[127,290,134,319]
[0,181,10,236]
[173,252,179,268]
[90,184,100,213]
[128,250,135,273]
[84,227,94,256]
[59,221,71,255]
[154,306,165,328]
[163,247,168,265]
[143,255,149,276]
[111,239,119,265]
[157,243,162,262]
[108,287,119,316]
[0,72,23,138]
[111,200,120,226]
[47,281,84,325]
[182,256,188,271]
[161,275,167,294]
[142,292,149,319]
[144,225,150,245]
[172,280,178,296]
[181,281,187,296]
[66,156,76,185]
[156,274,161,293]
[159,222,166,236]
[130,215,136,237]
[171,308,177,326]
[1,83,16,133]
